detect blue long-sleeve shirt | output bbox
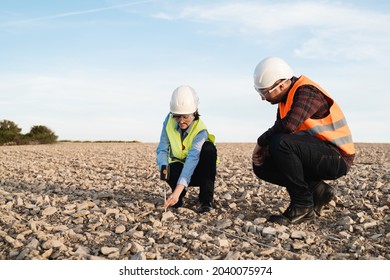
[156,114,207,187]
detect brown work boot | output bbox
[313,181,335,216]
[268,204,315,225]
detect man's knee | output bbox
[269,133,288,153]
[253,163,266,180]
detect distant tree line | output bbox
[0,119,58,145]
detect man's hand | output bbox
[164,184,185,208]
[252,144,269,166]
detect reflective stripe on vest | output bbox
[166,116,216,163]
[279,76,355,155]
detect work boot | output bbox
[313,181,335,216]
[199,201,213,213]
[268,204,315,225]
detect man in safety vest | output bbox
[156,85,217,213]
[252,57,355,225]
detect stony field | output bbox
[0,142,388,260]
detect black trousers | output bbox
[167,141,217,204]
[253,133,348,207]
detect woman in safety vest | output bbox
[156,85,217,213]
[252,57,355,225]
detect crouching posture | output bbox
[156,85,217,213]
[252,57,355,225]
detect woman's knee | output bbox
[200,141,217,158]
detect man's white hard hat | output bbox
[253,57,293,89]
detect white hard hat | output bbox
[170,85,199,114]
[253,57,293,89]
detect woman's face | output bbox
[172,114,194,130]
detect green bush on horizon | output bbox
[0,119,58,146]
[0,120,22,144]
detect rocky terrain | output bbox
[0,142,388,260]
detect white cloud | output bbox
[160,1,390,62]
[174,2,388,32]
[152,12,174,20]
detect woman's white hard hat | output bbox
[170,85,199,114]
[253,57,293,89]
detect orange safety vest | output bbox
[279,76,355,155]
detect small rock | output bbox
[228,203,237,209]
[278,232,290,240]
[76,201,95,211]
[41,248,53,259]
[143,202,155,210]
[260,247,276,255]
[217,238,230,248]
[101,247,119,255]
[187,230,199,239]
[115,225,126,234]
[216,219,232,229]
[222,193,232,200]
[42,239,64,249]
[130,242,144,254]
[339,216,354,225]
[262,227,277,236]
[53,225,69,232]
[199,233,213,242]
[177,208,196,215]
[224,251,241,260]
[42,207,57,216]
[74,246,90,257]
[292,241,306,250]
[131,252,146,260]
[161,211,175,222]
[129,230,144,238]
[291,230,306,239]
[363,221,377,229]
[121,243,133,255]
[26,239,39,250]
[105,208,119,217]
[339,231,351,239]
[254,218,267,225]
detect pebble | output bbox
[262,227,277,236]
[161,211,175,222]
[115,225,126,234]
[130,242,144,254]
[42,207,57,216]
[101,247,119,255]
[42,239,64,249]
[291,230,306,239]
[216,219,232,229]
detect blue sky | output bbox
[1,0,389,143]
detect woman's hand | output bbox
[164,184,185,208]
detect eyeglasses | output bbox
[172,114,193,122]
[255,79,288,98]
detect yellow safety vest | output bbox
[279,76,355,155]
[166,116,216,163]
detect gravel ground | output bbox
[0,142,388,260]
